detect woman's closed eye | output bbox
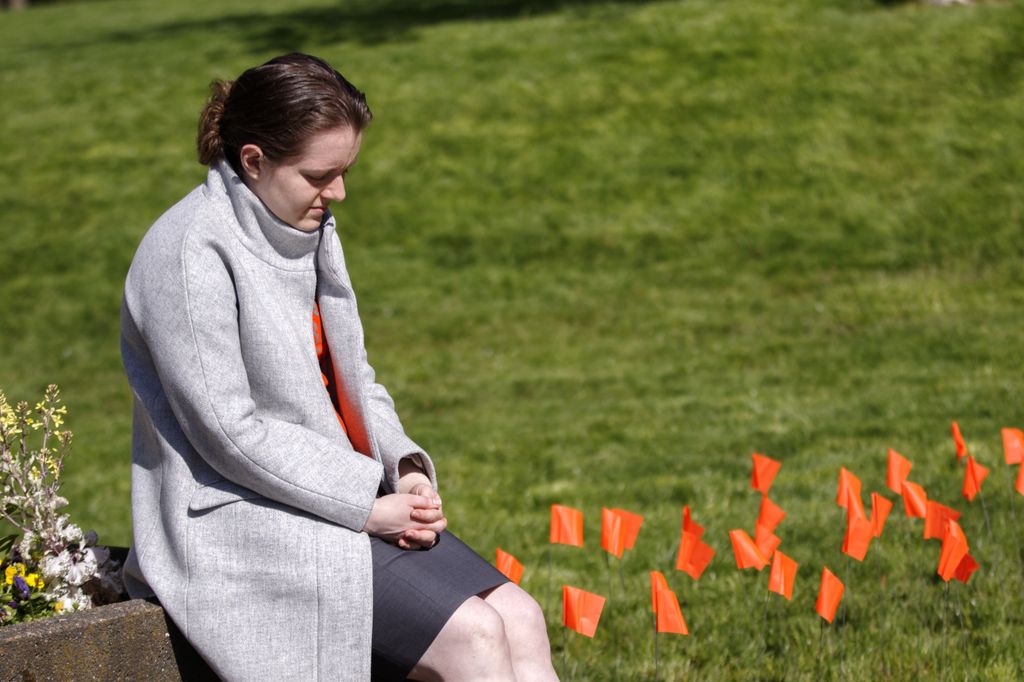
[304,170,350,191]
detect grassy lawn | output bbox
[2,0,1023,678]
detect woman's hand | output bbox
[362,493,446,550]
[407,481,442,508]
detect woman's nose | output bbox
[321,175,346,203]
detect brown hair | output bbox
[197,53,372,171]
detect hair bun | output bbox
[196,80,233,166]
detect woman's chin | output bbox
[291,217,323,232]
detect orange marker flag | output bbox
[758,496,786,533]
[650,571,688,635]
[901,480,928,518]
[962,456,990,503]
[601,507,625,559]
[676,530,715,580]
[550,505,584,547]
[754,522,782,561]
[655,587,689,635]
[886,448,913,494]
[768,550,798,601]
[951,421,969,463]
[495,548,524,585]
[682,505,705,540]
[1002,428,1024,466]
[729,529,768,570]
[938,519,969,582]
[924,500,961,541]
[751,453,782,495]
[836,467,864,515]
[613,508,644,550]
[650,570,670,611]
[870,493,893,538]
[562,585,605,638]
[845,490,867,525]
[815,566,845,624]
[842,515,873,562]
[954,553,979,584]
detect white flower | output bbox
[58,520,84,546]
[70,588,91,611]
[41,550,71,581]
[65,548,98,586]
[56,595,86,613]
[17,531,36,559]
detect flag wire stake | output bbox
[954,582,969,682]
[602,552,618,679]
[653,612,659,682]
[1003,467,1024,574]
[816,618,825,681]
[942,580,949,682]
[604,553,613,605]
[604,554,619,682]
[756,585,769,673]
[839,552,848,679]
[778,596,790,682]
[978,488,993,543]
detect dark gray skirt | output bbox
[369,530,509,680]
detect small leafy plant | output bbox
[0,385,122,625]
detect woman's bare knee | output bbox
[409,597,515,682]
[483,584,558,681]
[457,598,509,653]
[485,584,546,634]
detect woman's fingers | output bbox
[409,483,443,507]
[408,514,447,535]
[409,507,445,523]
[401,528,441,550]
[362,493,446,545]
[405,492,441,509]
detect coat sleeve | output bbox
[122,230,382,532]
[322,233,437,493]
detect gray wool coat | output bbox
[120,159,436,681]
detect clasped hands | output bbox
[362,463,446,550]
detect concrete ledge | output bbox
[0,599,218,681]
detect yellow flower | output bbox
[54,601,63,613]
[4,563,25,585]
[25,574,39,588]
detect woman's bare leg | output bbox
[408,596,517,682]
[482,583,558,681]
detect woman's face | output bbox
[239,125,363,232]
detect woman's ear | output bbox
[238,144,265,181]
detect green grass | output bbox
[2,0,1024,678]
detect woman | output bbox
[121,53,556,681]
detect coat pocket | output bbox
[188,478,263,512]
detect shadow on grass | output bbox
[64,0,672,54]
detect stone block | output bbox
[0,599,218,681]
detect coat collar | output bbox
[207,159,337,272]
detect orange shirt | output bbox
[312,302,347,434]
